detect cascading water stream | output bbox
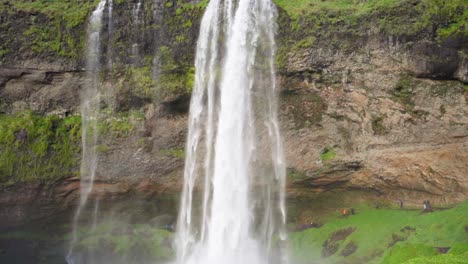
[107,0,114,68]
[176,0,287,263]
[132,0,143,65]
[66,0,106,263]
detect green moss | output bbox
[0,111,81,185]
[391,76,420,116]
[95,144,110,153]
[180,0,209,9]
[372,115,387,135]
[0,48,9,57]
[293,36,317,50]
[431,82,455,96]
[99,111,143,138]
[421,0,468,40]
[5,0,99,60]
[320,147,336,161]
[289,201,468,264]
[156,46,195,98]
[107,63,156,111]
[125,66,156,99]
[160,148,185,159]
[275,0,467,69]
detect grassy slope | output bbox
[289,201,468,264]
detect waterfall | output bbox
[132,0,143,65]
[176,0,287,263]
[107,0,114,68]
[152,0,163,80]
[66,0,106,263]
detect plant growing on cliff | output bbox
[320,147,336,161]
[156,46,195,99]
[274,0,468,68]
[0,112,81,185]
[372,115,387,135]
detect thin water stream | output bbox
[66,0,106,262]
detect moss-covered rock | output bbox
[0,0,98,62]
[0,111,81,186]
[275,0,467,77]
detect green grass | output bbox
[289,201,468,264]
[402,253,468,264]
[381,244,439,264]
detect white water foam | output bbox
[176,1,287,264]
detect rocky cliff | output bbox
[0,0,467,227]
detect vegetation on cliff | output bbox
[275,0,468,71]
[0,0,98,60]
[0,111,81,186]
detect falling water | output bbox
[107,0,114,68]
[176,0,287,264]
[66,0,106,262]
[152,0,163,80]
[132,0,143,64]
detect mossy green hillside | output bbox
[0,0,99,60]
[382,243,468,264]
[402,252,468,264]
[275,0,467,38]
[274,0,467,70]
[289,201,468,264]
[0,111,81,185]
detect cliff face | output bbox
[275,0,467,205]
[0,0,467,226]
